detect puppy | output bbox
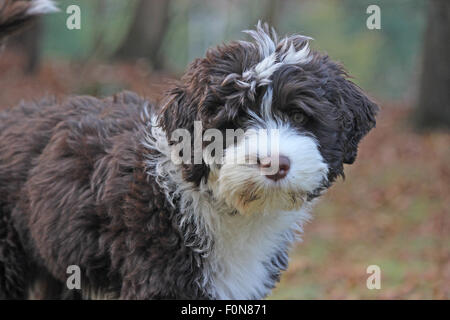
[0,0,378,299]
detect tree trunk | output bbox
[11,18,43,74]
[113,0,171,70]
[414,0,450,130]
[261,0,280,27]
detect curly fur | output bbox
[0,6,378,300]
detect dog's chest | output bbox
[205,209,302,299]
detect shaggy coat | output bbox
[0,92,209,299]
[0,1,378,299]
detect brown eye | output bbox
[293,112,308,125]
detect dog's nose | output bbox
[258,155,291,181]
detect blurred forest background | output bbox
[0,0,449,299]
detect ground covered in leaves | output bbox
[1,52,449,299]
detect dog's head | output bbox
[159,22,378,215]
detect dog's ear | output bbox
[310,53,378,165]
[158,83,211,186]
[338,78,379,164]
[158,58,220,186]
[159,85,193,135]
[158,56,204,135]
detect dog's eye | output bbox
[292,112,308,125]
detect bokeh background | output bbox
[1,0,448,299]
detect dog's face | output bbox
[159,23,378,215]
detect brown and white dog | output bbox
[0,0,378,299]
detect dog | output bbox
[0,0,378,299]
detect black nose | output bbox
[258,155,291,181]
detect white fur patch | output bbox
[27,0,59,15]
[213,120,328,215]
[236,21,312,90]
[260,86,273,120]
[280,41,312,65]
[207,202,311,299]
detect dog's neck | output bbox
[141,118,312,299]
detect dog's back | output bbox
[0,91,154,298]
[0,93,147,205]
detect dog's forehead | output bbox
[221,22,313,104]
